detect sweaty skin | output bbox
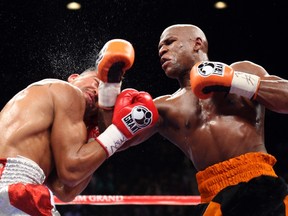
[0,71,112,202]
[123,24,288,171]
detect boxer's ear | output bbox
[68,74,79,82]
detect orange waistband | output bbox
[196,152,277,203]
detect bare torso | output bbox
[0,79,84,177]
[155,62,268,171]
[156,88,266,171]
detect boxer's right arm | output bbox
[45,168,92,202]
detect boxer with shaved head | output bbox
[125,24,288,215]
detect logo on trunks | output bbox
[122,105,153,134]
[197,61,224,77]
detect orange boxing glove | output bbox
[96,39,135,109]
[96,89,159,157]
[190,61,260,99]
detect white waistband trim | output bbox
[0,155,46,186]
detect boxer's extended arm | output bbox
[86,89,159,152]
[95,88,159,156]
[117,123,158,152]
[117,97,163,152]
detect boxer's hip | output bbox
[196,152,277,203]
[0,156,60,215]
[0,155,46,186]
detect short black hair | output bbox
[80,67,97,76]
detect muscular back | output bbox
[0,79,85,176]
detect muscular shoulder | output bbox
[27,79,84,111]
[154,94,171,103]
[230,60,268,78]
[29,78,80,96]
[151,95,171,126]
[28,78,66,87]
[154,94,180,112]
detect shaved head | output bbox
[161,24,208,52]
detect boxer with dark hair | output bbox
[0,39,158,215]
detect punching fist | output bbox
[96,89,158,157]
[190,61,260,99]
[96,39,135,108]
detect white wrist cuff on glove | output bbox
[98,81,121,108]
[230,71,260,99]
[96,124,128,157]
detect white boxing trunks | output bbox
[0,156,60,216]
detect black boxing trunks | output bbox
[192,152,288,215]
[0,156,60,215]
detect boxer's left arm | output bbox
[190,61,261,99]
[191,60,288,113]
[231,61,288,113]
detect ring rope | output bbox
[54,195,201,205]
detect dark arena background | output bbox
[1,0,288,215]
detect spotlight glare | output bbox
[214,1,227,9]
[67,2,81,10]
